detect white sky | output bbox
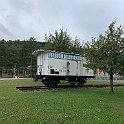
[0,0,124,42]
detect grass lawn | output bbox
[87,79,124,85]
[0,78,124,124]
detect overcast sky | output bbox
[0,0,124,42]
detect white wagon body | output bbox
[32,49,95,87]
[33,49,93,76]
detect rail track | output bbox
[16,84,124,91]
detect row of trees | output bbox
[0,37,45,77]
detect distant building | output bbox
[95,69,123,80]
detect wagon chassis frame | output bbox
[33,75,95,87]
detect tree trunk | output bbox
[110,74,114,93]
[0,69,2,78]
[12,72,14,78]
[23,69,26,77]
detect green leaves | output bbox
[84,22,124,93]
[85,22,124,76]
[0,39,7,68]
[0,38,46,77]
[44,29,82,54]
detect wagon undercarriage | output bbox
[33,75,94,87]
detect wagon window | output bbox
[55,71,59,74]
[50,69,54,74]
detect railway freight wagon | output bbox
[32,49,95,87]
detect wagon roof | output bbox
[32,49,46,56]
[32,49,81,56]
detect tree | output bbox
[117,54,124,77]
[44,29,72,53]
[44,29,71,52]
[0,39,7,77]
[7,44,20,77]
[84,22,124,93]
[71,37,83,54]
[0,37,46,77]
[44,28,82,54]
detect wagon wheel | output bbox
[49,79,60,87]
[77,79,86,86]
[68,78,75,86]
[42,77,51,87]
[77,82,83,87]
[70,82,75,86]
[42,78,50,87]
[42,82,50,87]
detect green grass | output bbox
[0,79,124,124]
[87,79,124,85]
